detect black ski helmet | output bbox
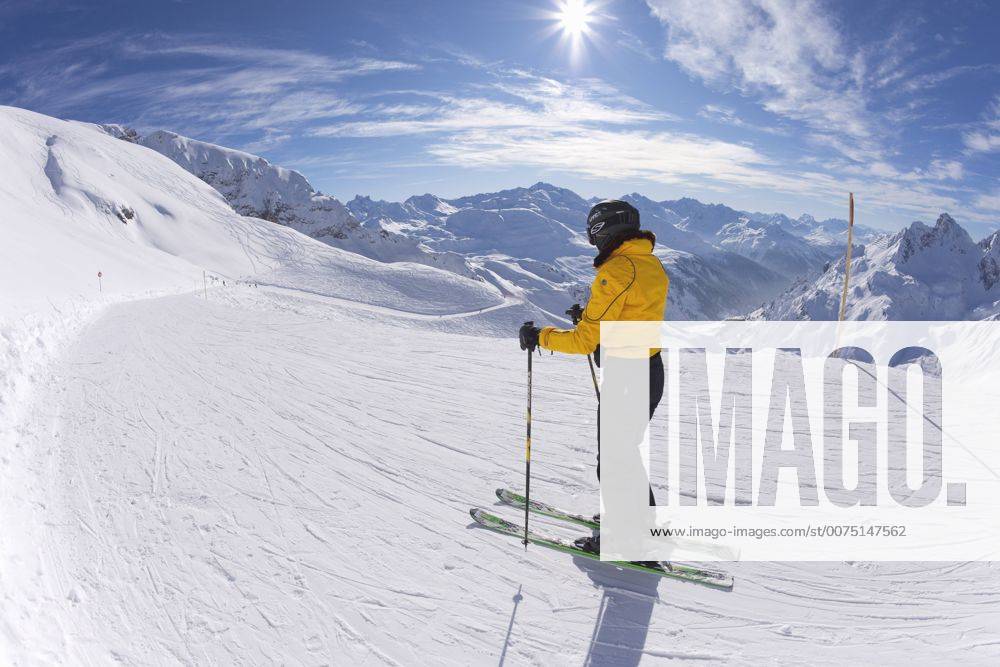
[586,199,640,249]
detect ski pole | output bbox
[523,327,534,549]
[566,304,600,400]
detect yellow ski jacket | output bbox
[538,233,668,356]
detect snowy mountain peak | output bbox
[99,127,477,271]
[978,230,1000,291]
[714,216,832,279]
[892,213,976,265]
[404,193,456,217]
[139,130,324,220]
[527,181,559,191]
[621,192,662,209]
[451,182,591,213]
[99,123,140,143]
[980,229,1000,253]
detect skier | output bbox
[518,199,668,555]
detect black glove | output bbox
[519,321,540,351]
[565,303,584,325]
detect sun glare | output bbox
[544,0,602,64]
[557,0,593,38]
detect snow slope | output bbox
[5,286,1000,664]
[1,106,501,318]
[0,105,511,448]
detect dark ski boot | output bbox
[573,534,600,554]
[574,534,665,572]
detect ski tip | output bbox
[494,488,506,501]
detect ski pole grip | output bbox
[565,303,583,325]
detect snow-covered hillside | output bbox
[714,217,833,279]
[755,214,1000,320]
[105,126,473,277]
[0,106,517,441]
[350,183,599,317]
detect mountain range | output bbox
[97,120,998,322]
[102,124,892,321]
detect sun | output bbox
[557,0,594,38]
[542,0,603,64]
[557,0,594,37]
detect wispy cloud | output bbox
[305,68,789,196]
[642,0,996,223]
[963,94,1000,154]
[310,71,672,139]
[645,0,871,145]
[429,126,770,185]
[698,104,788,135]
[901,63,1000,94]
[0,33,416,149]
[974,191,1000,211]
[614,28,660,63]
[925,159,965,181]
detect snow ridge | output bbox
[119,128,474,276]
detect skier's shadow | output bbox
[574,556,659,667]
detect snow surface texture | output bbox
[6,287,1000,664]
[4,105,1000,664]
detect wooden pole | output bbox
[838,193,855,322]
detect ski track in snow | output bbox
[4,285,1000,665]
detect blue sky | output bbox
[1,0,997,231]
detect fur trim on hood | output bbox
[594,229,657,267]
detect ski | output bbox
[495,487,741,562]
[495,487,600,529]
[469,508,734,590]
